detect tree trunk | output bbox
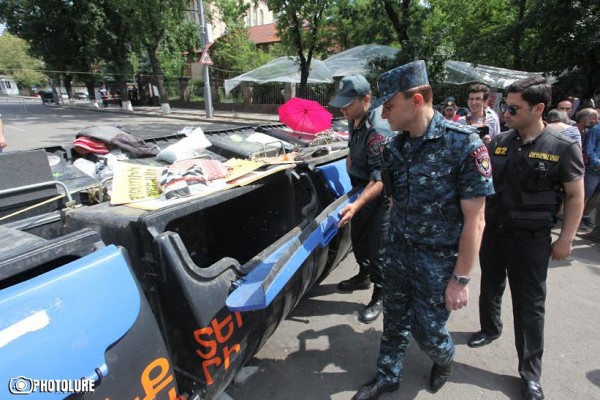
[85,79,98,108]
[118,80,133,111]
[147,44,170,113]
[383,0,411,48]
[512,0,527,70]
[64,75,73,103]
[137,75,149,106]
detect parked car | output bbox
[74,92,89,100]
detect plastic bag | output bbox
[157,127,212,163]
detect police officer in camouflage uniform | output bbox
[352,61,495,400]
[468,77,585,400]
[329,74,394,324]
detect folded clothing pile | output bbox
[75,125,159,158]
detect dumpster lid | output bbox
[0,245,141,389]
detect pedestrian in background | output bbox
[468,77,584,400]
[329,74,394,324]
[442,100,460,122]
[352,60,494,400]
[457,83,501,144]
[580,121,600,230]
[545,109,581,145]
[0,113,7,153]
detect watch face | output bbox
[453,274,470,286]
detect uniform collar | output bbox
[351,109,374,133]
[398,111,445,141]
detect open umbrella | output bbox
[278,97,333,135]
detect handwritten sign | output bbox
[111,162,162,205]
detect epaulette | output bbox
[445,123,477,136]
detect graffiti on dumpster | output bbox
[133,357,180,400]
[193,312,244,385]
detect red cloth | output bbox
[72,137,109,155]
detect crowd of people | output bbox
[330,61,596,400]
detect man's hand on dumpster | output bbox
[338,204,357,228]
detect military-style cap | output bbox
[329,74,371,108]
[371,60,429,109]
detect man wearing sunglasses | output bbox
[457,83,501,144]
[329,74,394,324]
[468,77,585,400]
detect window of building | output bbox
[259,9,264,25]
[252,8,257,26]
[247,8,252,26]
[5,81,11,89]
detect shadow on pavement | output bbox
[586,369,600,388]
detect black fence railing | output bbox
[163,80,335,107]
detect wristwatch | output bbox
[452,274,471,287]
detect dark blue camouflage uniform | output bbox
[376,112,495,384]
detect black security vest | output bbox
[487,128,571,230]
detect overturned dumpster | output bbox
[0,123,354,400]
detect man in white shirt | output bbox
[457,83,501,144]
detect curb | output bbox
[63,104,279,126]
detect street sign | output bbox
[200,49,213,65]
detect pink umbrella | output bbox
[278,97,333,135]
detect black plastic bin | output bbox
[64,147,352,399]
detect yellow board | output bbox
[110,162,162,205]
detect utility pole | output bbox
[196,0,213,118]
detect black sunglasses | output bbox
[500,102,533,116]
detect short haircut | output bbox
[467,83,490,100]
[575,108,598,123]
[402,85,433,104]
[546,109,570,124]
[506,76,551,110]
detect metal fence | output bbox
[164,80,334,107]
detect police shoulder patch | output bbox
[471,144,492,178]
[367,133,385,156]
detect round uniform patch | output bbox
[339,81,344,90]
[471,145,492,178]
[367,133,385,156]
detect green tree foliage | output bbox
[209,0,279,82]
[325,0,397,51]
[525,0,600,99]
[159,21,201,80]
[126,0,189,108]
[0,0,108,97]
[0,33,46,87]
[209,29,277,81]
[425,0,600,98]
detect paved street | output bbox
[0,99,249,152]
[226,235,600,399]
